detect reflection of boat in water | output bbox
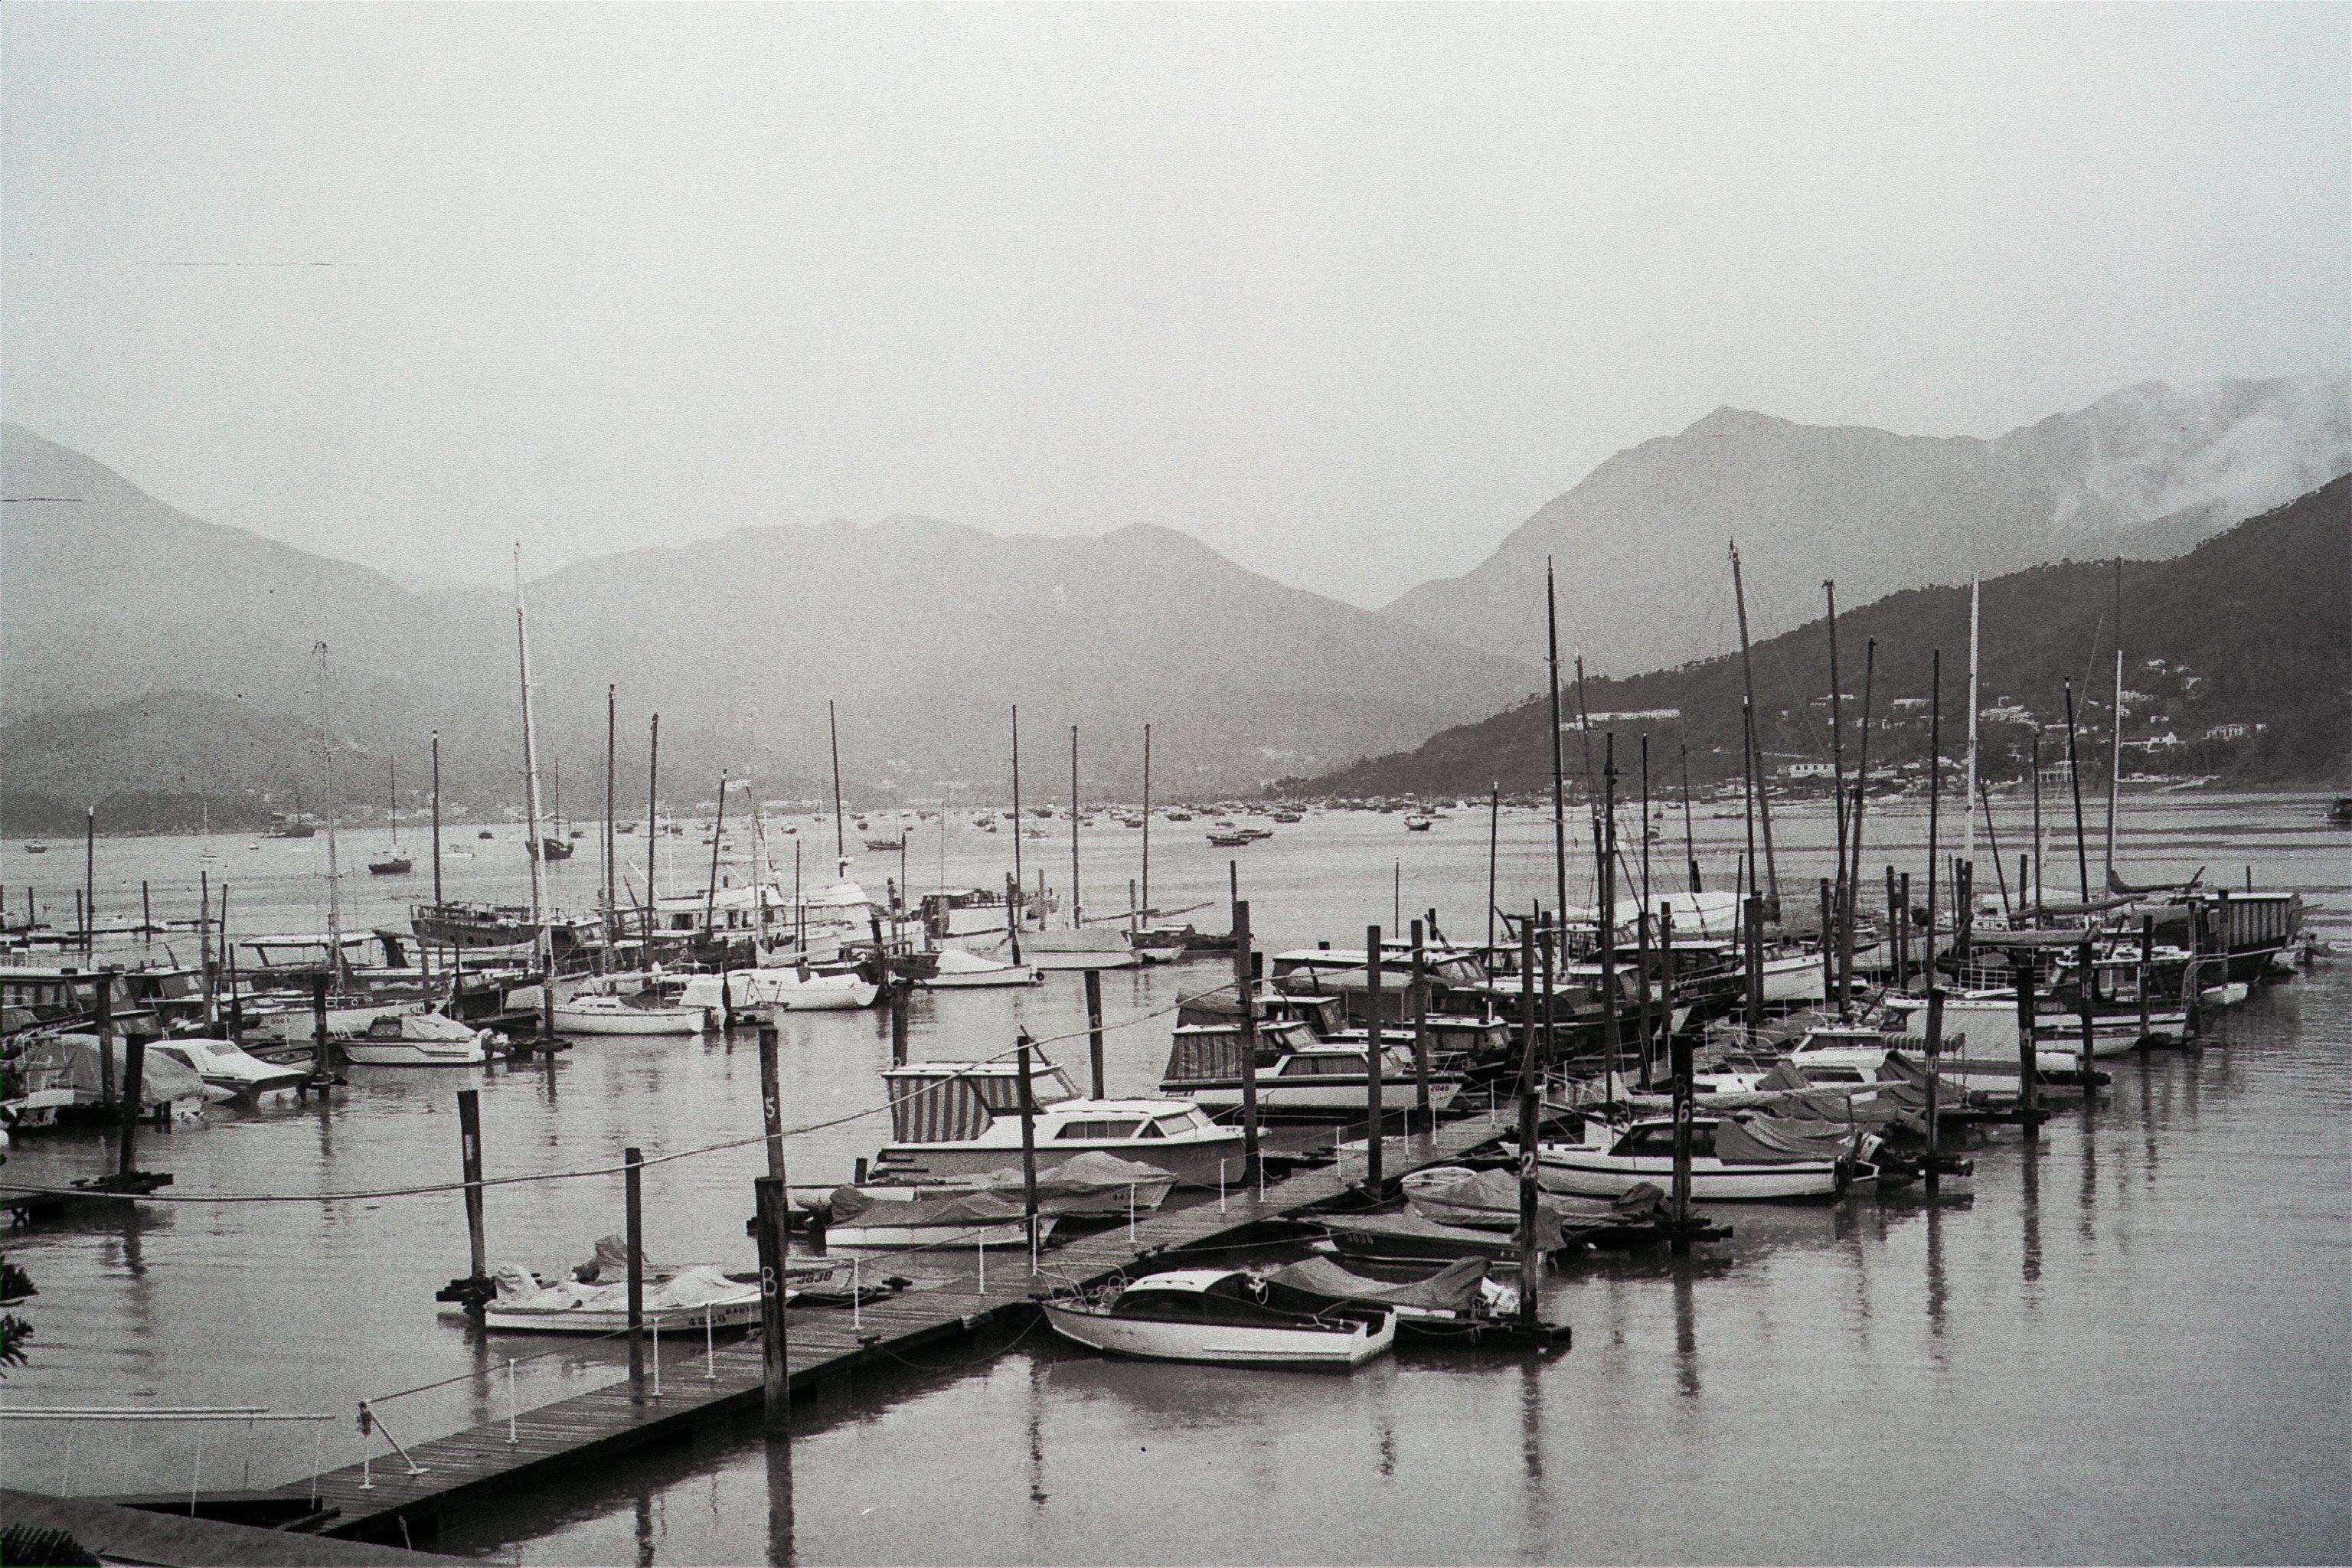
[1043,1269,1396,1368]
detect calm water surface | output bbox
[2,794,2346,1563]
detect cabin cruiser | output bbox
[1042,1269,1396,1368]
[5,1032,211,1125]
[244,1003,491,1066]
[553,995,705,1035]
[680,965,880,1015]
[871,1057,1244,1186]
[1158,1021,1465,1117]
[146,1037,305,1102]
[1517,1115,1868,1201]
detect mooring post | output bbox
[1922,985,1945,1193]
[1897,871,1913,991]
[1818,878,1834,1008]
[887,982,909,1069]
[458,1089,488,1289]
[1669,923,1695,1252]
[1515,915,1541,1321]
[2138,915,2154,1044]
[1634,908,1655,1092]
[1363,923,1384,1197]
[752,1174,790,1434]
[2076,936,2099,1085]
[141,880,152,938]
[2184,897,2205,1040]
[94,972,116,1109]
[1742,894,1765,1041]
[309,972,332,1088]
[625,1145,645,1387]
[2014,961,2040,1138]
[117,1034,146,1178]
[1015,1033,1041,1262]
[1233,898,1261,1184]
[758,1023,787,1182]
[1083,969,1106,1099]
[1410,919,1432,1119]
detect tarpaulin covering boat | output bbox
[1264,1255,1490,1315]
[10,1033,207,1112]
[951,1151,1178,1214]
[482,1261,769,1332]
[1712,1116,1863,1165]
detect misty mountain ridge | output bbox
[1383,374,2350,671]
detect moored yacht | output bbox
[871,1057,1243,1186]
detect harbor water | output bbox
[2,794,2346,1563]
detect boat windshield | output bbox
[1151,1114,1195,1138]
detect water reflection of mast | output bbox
[766,1435,795,1567]
[2020,1146,2043,1289]
[1517,1354,1547,1557]
[1671,1263,1700,1399]
[2079,1090,2100,1244]
[1924,1200,1949,1355]
[1027,1352,1048,1508]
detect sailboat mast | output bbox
[827,700,846,872]
[604,684,617,922]
[430,730,443,906]
[1962,575,1981,871]
[2105,558,2125,884]
[1139,723,1152,920]
[645,713,660,943]
[1728,543,1779,906]
[1824,579,1846,940]
[1070,725,1081,928]
[318,641,342,982]
[1679,741,1700,895]
[390,758,400,850]
[1544,560,1570,962]
[1008,705,1024,961]
[513,546,549,969]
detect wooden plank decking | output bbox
[275,1109,1515,1545]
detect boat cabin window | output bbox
[1055,1119,1142,1141]
[1804,1067,1869,1084]
[1150,1114,1195,1138]
[367,1016,406,1040]
[1614,1125,1715,1158]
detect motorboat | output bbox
[871,1057,1245,1186]
[819,1184,1058,1250]
[1205,829,1254,848]
[145,1037,305,1102]
[680,965,880,1014]
[1003,927,1138,972]
[1042,1269,1396,1368]
[1520,1115,1864,1201]
[469,1255,842,1334]
[5,1033,210,1122]
[1256,1256,1533,1337]
[1403,814,1434,831]
[1158,1021,1465,1118]
[367,855,413,876]
[919,948,1041,989]
[248,1004,494,1065]
[554,995,706,1036]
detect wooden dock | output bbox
[263,1108,1520,1548]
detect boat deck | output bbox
[263,1108,1520,1547]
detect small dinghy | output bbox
[1044,1269,1396,1368]
[554,995,706,1036]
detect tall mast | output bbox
[1008,705,1024,959]
[1678,741,1700,895]
[828,700,846,874]
[1962,574,1981,871]
[1740,697,1759,902]
[1728,543,1779,906]
[1841,638,1875,1016]
[604,684,617,921]
[1544,560,1570,960]
[1139,723,1152,921]
[2063,679,2090,904]
[645,713,660,941]
[317,640,343,982]
[389,757,400,851]
[2105,558,2125,884]
[513,545,549,971]
[1069,724,1081,929]
[430,730,443,906]
[1824,578,1845,938]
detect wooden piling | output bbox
[1015,1034,1041,1256]
[2076,936,2097,1082]
[1818,879,1834,1005]
[1364,924,1385,1196]
[458,1089,488,1287]
[1922,985,1944,1192]
[1083,969,1106,1099]
[1670,960,1694,1251]
[1515,916,1540,1321]
[141,880,152,937]
[310,972,332,1086]
[1410,919,1432,1117]
[1897,871,1913,989]
[83,805,95,958]
[751,1175,790,1433]
[1233,899,1261,1184]
[117,1035,146,1178]
[757,1024,786,1182]
[625,1147,645,1385]
[1742,894,1764,1038]
[2014,962,2040,1138]
[2138,916,2154,1042]
[95,971,116,1109]
[888,983,909,1070]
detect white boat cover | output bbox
[1266,1256,1489,1313]
[1713,1116,1861,1165]
[1404,1166,1668,1237]
[958,1152,1174,1213]
[491,1263,754,1315]
[11,1034,207,1107]
[827,1185,1031,1229]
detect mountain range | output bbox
[0,424,1535,823]
[1290,475,2352,799]
[1383,376,2350,671]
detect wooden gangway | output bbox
[268,1109,1519,1548]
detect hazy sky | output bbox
[5,3,2345,606]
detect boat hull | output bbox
[919,966,1040,989]
[1534,1147,1847,1201]
[1041,1302,1393,1367]
[480,1293,763,1334]
[825,1216,1054,1250]
[554,1006,706,1035]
